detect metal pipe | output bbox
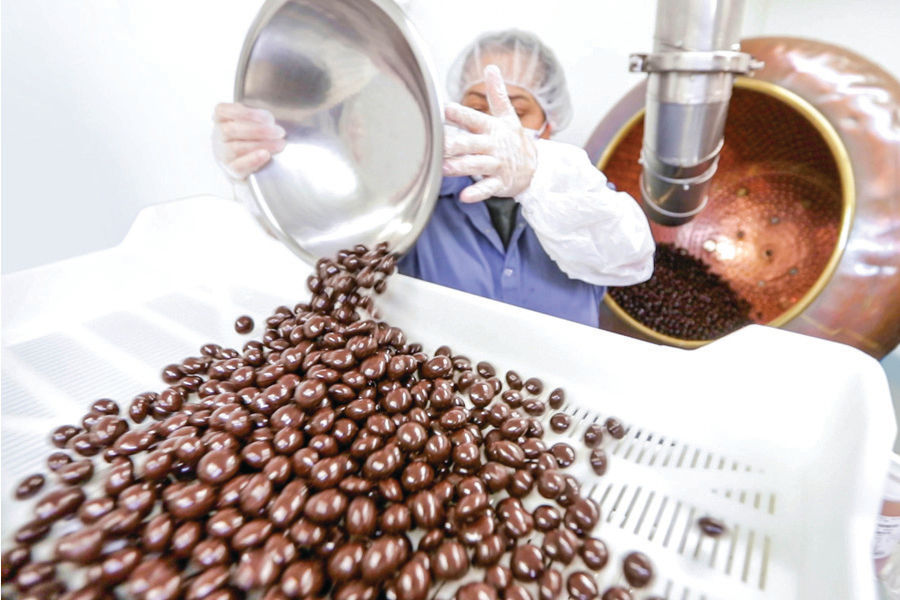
[630,0,761,226]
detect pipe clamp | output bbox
[630,51,762,74]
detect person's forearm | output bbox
[515,140,655,287]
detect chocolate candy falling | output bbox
[1,242,655,600]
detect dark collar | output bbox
[440,177,527,254]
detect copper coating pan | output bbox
[586,37,900,358]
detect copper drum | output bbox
[585,37,900,359]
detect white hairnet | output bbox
[447,29,573,133]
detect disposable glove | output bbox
[211,102,286,180]
[442,65,537,203]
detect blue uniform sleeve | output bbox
[397,248,420,278]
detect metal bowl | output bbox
[234,0,443,263]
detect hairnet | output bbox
[447,29,573,133]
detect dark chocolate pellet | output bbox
[565,497,600,536]
[90,415,128,446]
[484,565,513,589]
[165,481,216,520]
[14,560,55,591]
[567,571,599,600]
[549,413,570,433]
[468,381,495,409]
[234,315,254,334]
[622,551,653,587]
[327,541,365,583]
[601,587,632,600]
[51,425,81,449]
[476,361,496,378]
[1,546,30,583]
[97,508,143,536]
[503,584,534,600]
[547,388,565,409]
[489,440,525,468]
[56,526,105,563]
[698,516,727,537]
[433,540,468,580]
[604,417,626,439]
[538,568,564,600]
[501,506,533,540]
[57,460,94,486]
[34,486,86,523]
[506,469,534,498]
[69,432,100,457]
[206,507,244,539]
[589,447,608,476]
[127,558,181,600]
[473,533,505,567]
[510,543,544,581]
[234,547,280,590]
[98,546,142,585]
[186,565,230,599]
[304,488,347,524]
[523,399,546,416]
[534,505,562,531]
[231,519,273,550]
[536,469,565,500]
[47,452,73,472]
[15,474,46,500]
[542,529,578,565]
[501,390,523,408]
[409,489,443,529]
[77,497,114,525]
[505,370,523,390]
[524,377,543,395]
[520,438,546,458]
[580,537,609,570]
[457,582,498,600]
[361,535,408,584]
[192,539,231,569]
[14,521,51,545]
[550,442,576,468]
[583,424,604,448]
[161,363,184,384]
[171,521,202,558]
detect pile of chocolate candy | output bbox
[609,243,753,341]
[2,243,664,600]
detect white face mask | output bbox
[523,121,548,140]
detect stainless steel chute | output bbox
[630,0,762,225]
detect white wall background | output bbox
[2,0,899,417]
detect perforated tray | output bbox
[2,196,894,599]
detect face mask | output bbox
[523,121,548,140]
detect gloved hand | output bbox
[442,65,538,203]
[212,102,287,180]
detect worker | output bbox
[212,29,654,327]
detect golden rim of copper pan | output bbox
[597,77,856,349]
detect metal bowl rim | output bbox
[233,0,445,264]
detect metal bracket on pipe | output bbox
[629,51,763,74]
[640,146,723,186]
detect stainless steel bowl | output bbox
[235,0,443,263]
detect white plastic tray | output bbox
[2,196,895,599]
